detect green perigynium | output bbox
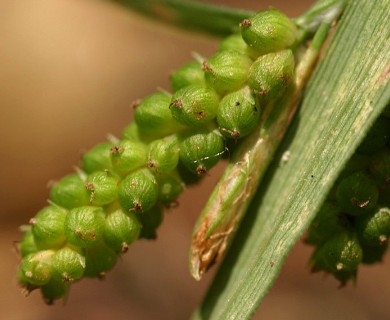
[137,205,164,239]
[248,49,295,100]
[85,171,119,206]
[17,266,32,289]
[134,92,183,139]
[361,242,389,264]
[122,122,144,142]
[20,250,54,286]
[170,85,220,127]
[369,150,390,185]
[202,50,252,94]
[30,206,67,250]
[51,247,86,282]
[305,202,345,246]
[321,232,363,273]
[218,33,258,59]
[179,129,225,175]
[170,61,206,92]
[50,174,90,209]
[64,206,105,248]
[157,173,184,204]
[19,228,38,258]
[217,86,260,139]
[356,206,390,246]
[240,9,297,55]
[146,135,180,173]
[110,139,147,175]
[84,242,118,278]
[104,209,141,252]
[40,278,69,305]
[82,142,113,174]
[336,172,379,216]
[118,168,159,213]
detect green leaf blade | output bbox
[115,0,255,36]
[194,0,390,319]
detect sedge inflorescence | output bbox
[307,107,390,285]
[17,9,299,303]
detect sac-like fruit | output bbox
[336,172,379,216]
[64,206,105,248]
[118,168,159,213]
[320,232,363,274]
[305,202,346,246]
[147,135,180,173]
[110,140,147,176]
[217,87,260,139]
[157,173,184,204]
[203,50,252,94]
[104,209,141,252]
[85,171,119,206]
[19,228,38,257]
[356,206,390,246]
[51,247,86,282]
[170,85,220,127]
[138,205,164,239]
[170,61,206,92]
[179,129,225,175]
[134,92,183,139]
[50,174,90,209]
[20,250,54,286]
[240,9,297,55]
[82,142,113,174]
[218,33,258,59]
[84,242,118,278]
[31,206,67,250]
[248,49,295,100]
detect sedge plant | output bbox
[15,0,390,318]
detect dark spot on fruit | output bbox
[110,146,123,154]
[196,111,206,120]
[169,99,183,109]
[239,19,252,27]
[133,201,142,212]
[196,165,207,176]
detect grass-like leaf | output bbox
[193,0,390,318]
[115,0,255,36]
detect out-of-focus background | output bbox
[0,0,388,319]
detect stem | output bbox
[114,0,346,38]
[189,23,331,281]
[294,0,346,37]
[113,0,255,36]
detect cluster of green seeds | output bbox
[17,9,299,303]
[307,106,390,285]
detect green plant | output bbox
[15,0,389,317]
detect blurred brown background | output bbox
[0,0,388,319]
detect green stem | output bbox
[113,0,255,36]
[114,0,346,38]
[189,23,331,281]
[294,0,347,36]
